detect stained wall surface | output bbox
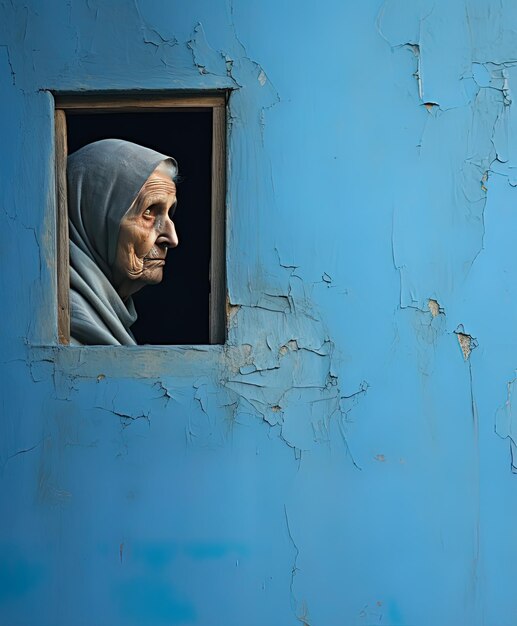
[2,1,517,625]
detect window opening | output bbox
[54,94,227,346]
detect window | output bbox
[54,93,227,346]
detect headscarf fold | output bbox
[67,139,176,345]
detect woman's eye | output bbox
[143,208,152,217]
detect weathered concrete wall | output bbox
[2,1,517,624]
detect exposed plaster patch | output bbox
[279,340,299,356]
[481,171,488,193]
[428,298,439,317]
[454,325,478,361]
[457,333,472,360]
[428,298,442,317]
[226,299,241,321]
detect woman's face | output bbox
[112,165,178,300]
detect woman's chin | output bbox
[140,267,164,286]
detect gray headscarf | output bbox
[67,139,177,345]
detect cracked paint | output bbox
[495,377,517,474]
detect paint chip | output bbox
[226,298,241,322]
[481,171,488,192]
[279,339,299,356]
[454,325,478,360]
[428,298,440,317]
[456,333,472,360]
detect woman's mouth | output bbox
[143,257,165,264]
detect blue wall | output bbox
[2,1,517,624]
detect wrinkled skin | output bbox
[112,166,178,301]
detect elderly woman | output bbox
[67,139,179,345]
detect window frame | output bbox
[54,91,227,346]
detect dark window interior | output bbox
[66,110,212,345]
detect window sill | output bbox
[28,342,225,380]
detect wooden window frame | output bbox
[54,92,227,346]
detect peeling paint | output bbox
[428,298,441,317]
[455,325,478,361]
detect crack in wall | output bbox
[2,439,45,473]
[497,378,517,473]
[0,44,15,85]
[284,505,303,624]
[96,406,151,430]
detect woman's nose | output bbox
[156,218,179,248]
